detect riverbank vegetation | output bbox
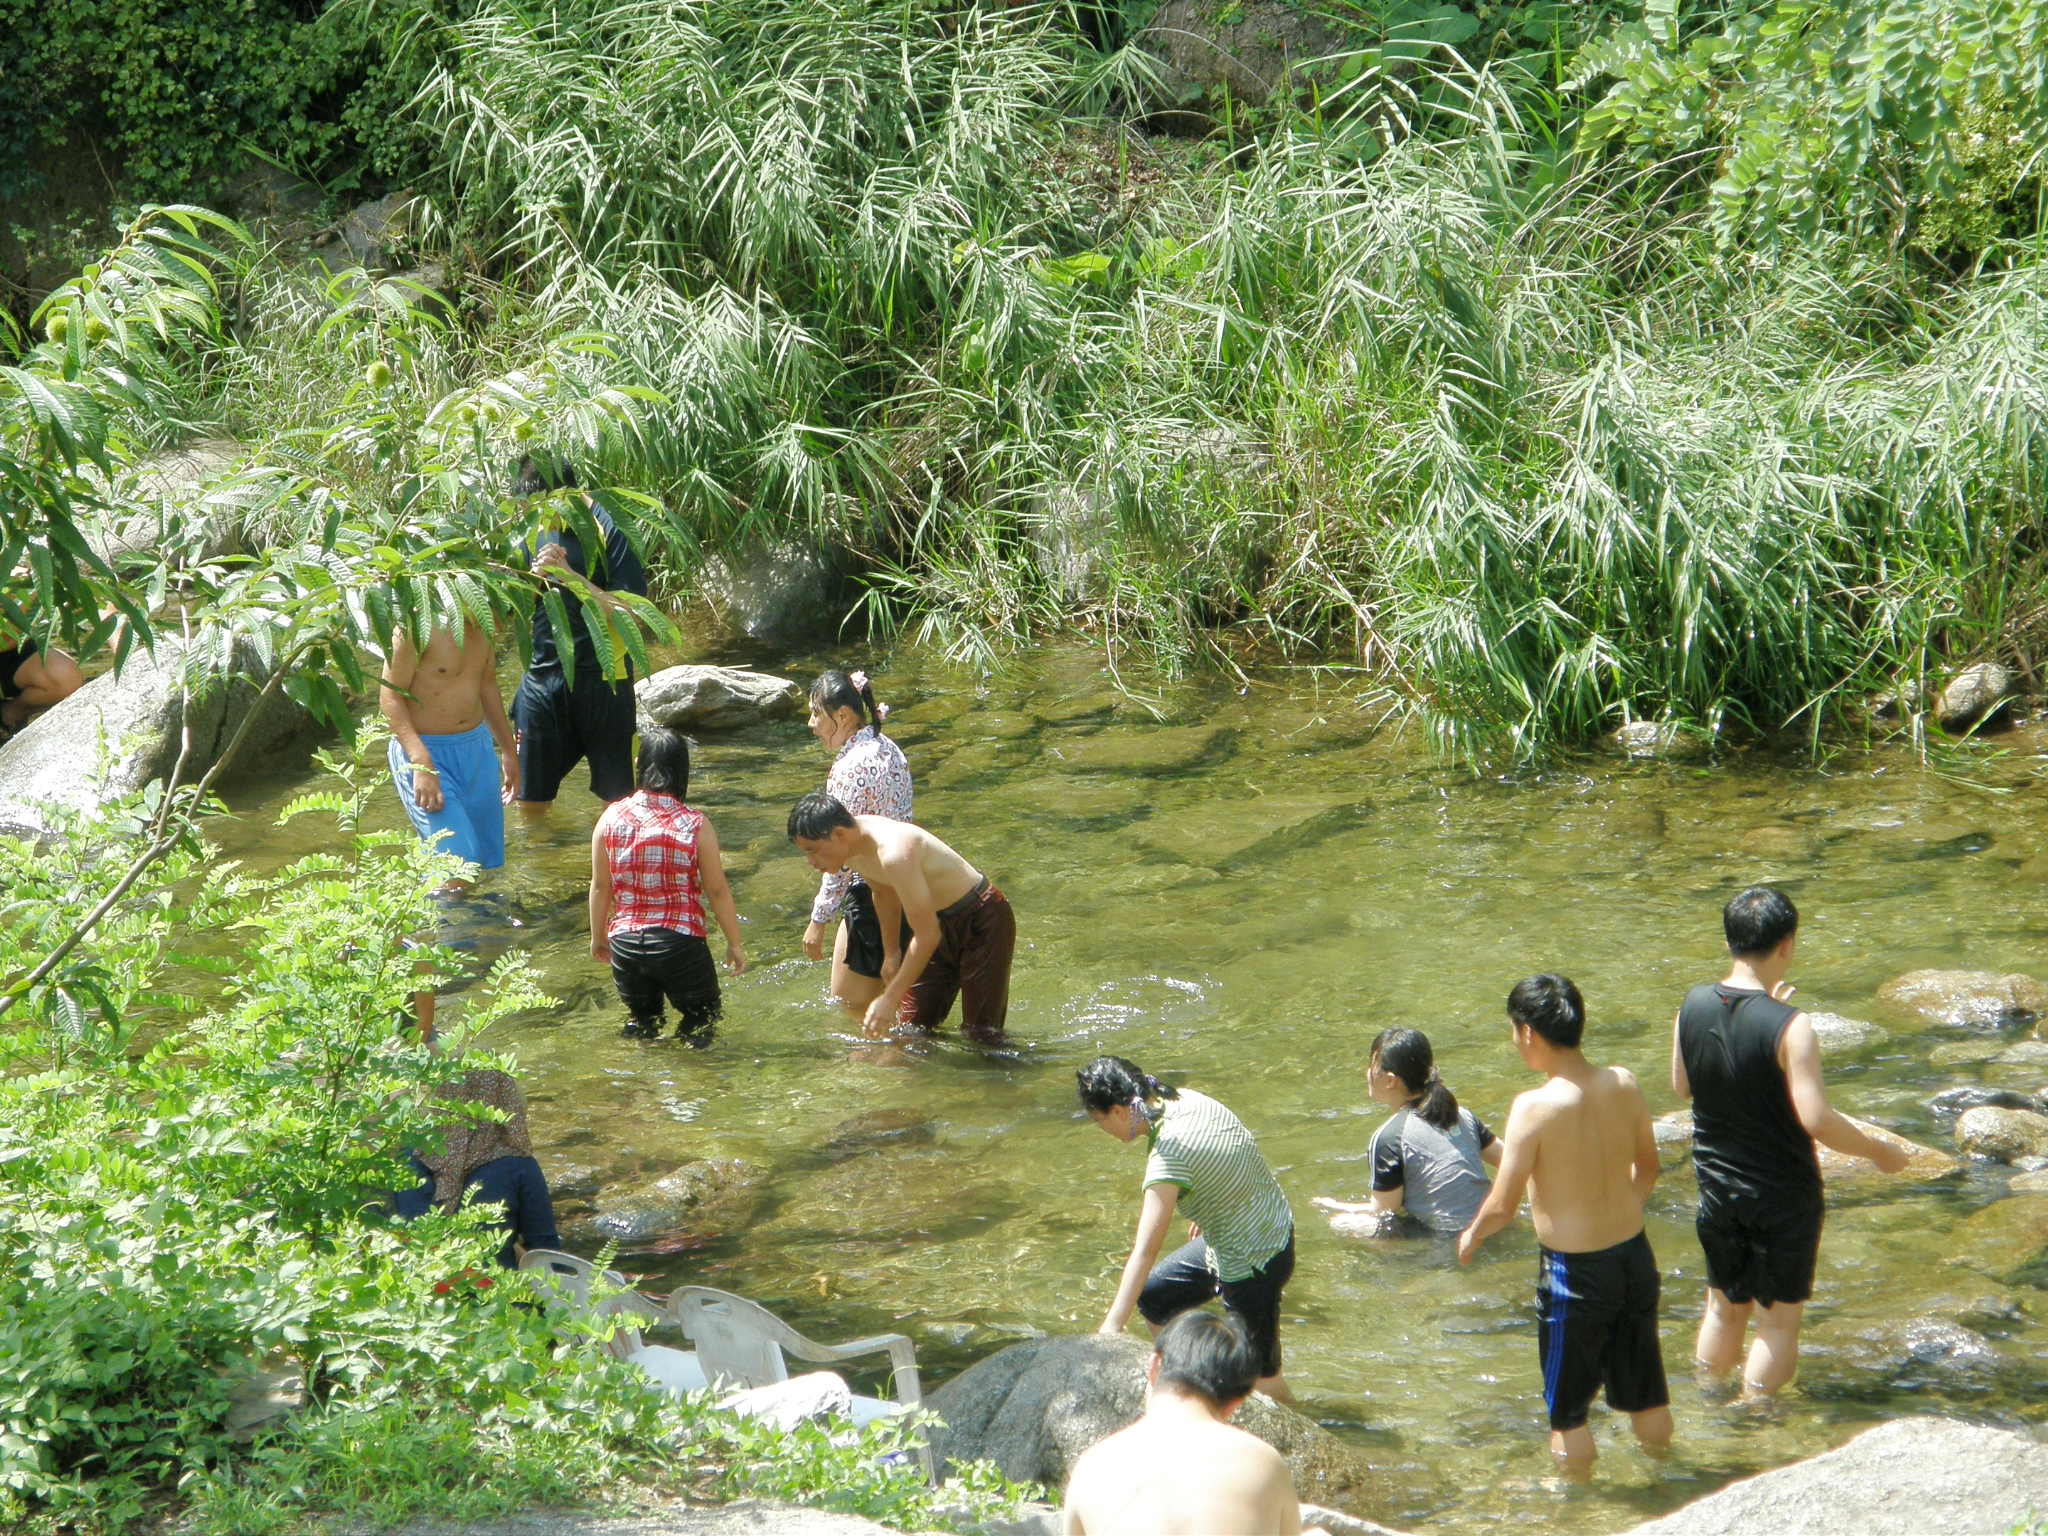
[4,1,2047,756]
[0,745,1039,1534]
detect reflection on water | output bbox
[208,642,2048,1533]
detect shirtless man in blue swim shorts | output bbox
[381,624,518,888]
[1460,973,1672,1478]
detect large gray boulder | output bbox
[696,541,840,641]
[1137,0,1349,108]
[0,636,321,839]
[98,438,248,567]
[1877,969,2048,1031]
[1935,661,2015,732]
[636,665,799,730]
[1612,1417,2048,1536]
[924,1333,1400,1523]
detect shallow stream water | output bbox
[209,641,2048,1533]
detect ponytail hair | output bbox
[1369,1028,1459,1131]
[810,668,889,736]
[1076,1055,1179,1115]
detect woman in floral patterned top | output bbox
[800,668,912,1021]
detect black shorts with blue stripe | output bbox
[1535,1228,1669,1431]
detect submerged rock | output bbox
[1609,720,1711,760]
[636,666,799,730]
[1876,969,2048,1031]
[1806,1011,1884,1051]
[1955,1106,2048,1163]
[1831,1316,2007,1392]
[1946,1193,2048,1280]
[820,1108,937,1163]
[566,1157,767,1253]
[1928,1086,2048,1123]
[1610,1417,2048,1536]
[924,1333,1403,1523]
[1817,1117,1960,1183]
[1934,661,2015,732]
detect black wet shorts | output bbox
[609,926,721,1035]
[840,880,911,981]
[512,667,635,804]
[1536,1229,1670,1431]
[1138,1229,1295,1379]
[1697,1189,1824,1308]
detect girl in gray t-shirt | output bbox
[1313,1028,1501,1236]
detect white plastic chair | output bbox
[517,1249,708,1395]
[663,1284,933,1480]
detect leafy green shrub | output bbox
[1573,0,2048,258]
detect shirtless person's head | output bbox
[1061,1311,1321,1536]
[1506,971,1585,1057]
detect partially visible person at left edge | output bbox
[0,604,83,738]
[508,455,648,815]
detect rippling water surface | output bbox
[211,641,2048,1533]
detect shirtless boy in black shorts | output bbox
[1461,974,1671,1477]
[1673,887,1908,1398]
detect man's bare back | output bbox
[1063,1410,1303,1536]
[1514,1065,1655,1252]
[841,814,983,914]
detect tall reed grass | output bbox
[260,2,2048,753]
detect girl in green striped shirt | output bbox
[1079,1055,1297,1403]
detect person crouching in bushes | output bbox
[390,1065,560,1269]
[1312,1027,1501,1239]
[589,727,745,1043]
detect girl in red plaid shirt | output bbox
[588,728,745,1042]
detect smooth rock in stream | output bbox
[0,636,322,839]
[924,1333,1403,1523]
[1610,1416,2048,1536]
[1876,969,2048,1031]
[2010,1168,2048,1194]
[565,1158,767,1253]
[1954,1105,2048,1163]
[636,666,799,730]
[1934,661,2015,731]
[1806,1010,1885,1051]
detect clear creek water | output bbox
[208,640,2048,1533]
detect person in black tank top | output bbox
[1672,887,1909,1399]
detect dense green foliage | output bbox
[6,0,2048,759]
[0,753,1043,1532]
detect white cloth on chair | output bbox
[717,1370,854,1430]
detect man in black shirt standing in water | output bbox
[1672,886,1908,1399]
[508,455,648,817]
